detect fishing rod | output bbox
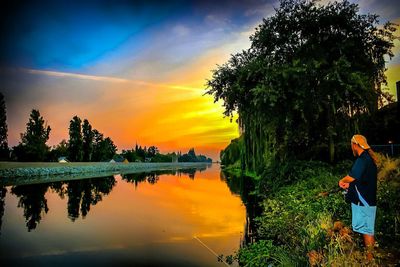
[193,236,230,267]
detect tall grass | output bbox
[235,155,400,266]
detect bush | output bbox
[237,155,399,266]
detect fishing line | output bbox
[193,236,230,266]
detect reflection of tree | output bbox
[11,183,50,231]
[122,168,206,188]
[146,173,159,184]
[65,177,116,221]
[123,172,148,188]
[178,168,197,179]
[221,171,262,246]
[0,186,6,235]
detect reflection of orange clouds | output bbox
[80,165,246,251]
[4,165,245,262]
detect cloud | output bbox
[21,68,131,83]
[172,24,190,36]
[10,68,203,92]
[244,1,278,17]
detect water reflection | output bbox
[221,171,262,246]
[0,186,5,235]
[0,165,246,266]
[121,167,208,188]
[11,183,50,231]
[64,177,116,221]
[3,168,211,232]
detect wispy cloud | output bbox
[17,68,203,92]
[23,68,131,83]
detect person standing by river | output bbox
[338,134,378,261]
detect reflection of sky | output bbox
[0,0,399,159]
[0,165,245,266]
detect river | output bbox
[0,164,256,266]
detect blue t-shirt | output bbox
[348,151,377,206]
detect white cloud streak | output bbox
[18,68,203,92]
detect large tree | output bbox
[68,116,83,162]
[0,93,8,160]
[82,119,94,162]
[14,109,51,161]
[92,130,117,161]
[206,0,396,169]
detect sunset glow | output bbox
[0,0,398,160]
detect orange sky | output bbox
[1,1,399,160]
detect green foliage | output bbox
[375,155,400,245]
[206,0,397,169]
[68,116,83,162]
[92,135,117,162]
[150,153,173,162]
[0,93,8,160]
[47,139,68,162]
[238,240,298,266]
[13,109,51,161]
[220,136,243,167]
[237,157,400,266]
[122,145,177,162]
[68,117,116,162]
[178,148,212,163]
[147,146,159,157]
[82,119,94,162]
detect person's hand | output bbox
[338,181,349,189]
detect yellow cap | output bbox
[351,134,370,150]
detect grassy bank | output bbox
[229,155,399,266]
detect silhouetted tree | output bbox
[13,109,51,161]
[82,119,94,161]
[92,130,117,161]
[135,145,146,161]
[0,93,8,160]
[68,116,83,162]
[48,139,68,161]
[147,146,159,157]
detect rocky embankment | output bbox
[0,162,212,186]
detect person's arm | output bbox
[340,175,355,183]
[338,175,356,189]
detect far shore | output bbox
[0,161,214,186]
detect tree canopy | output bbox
[13,109,51,161]
[206,0,396,170]
[68,116,83,162]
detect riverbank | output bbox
[0,162,212,186]
[224,155,400,266]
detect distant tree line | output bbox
[121,145,211,163]
[0,93,213,162]
[177,148,212,163]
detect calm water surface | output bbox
[0,164,250,266]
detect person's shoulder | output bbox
[359,151,369,160]
[360,150,376,166]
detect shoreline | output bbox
[0,162,213,186]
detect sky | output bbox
[0,0,399,160]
